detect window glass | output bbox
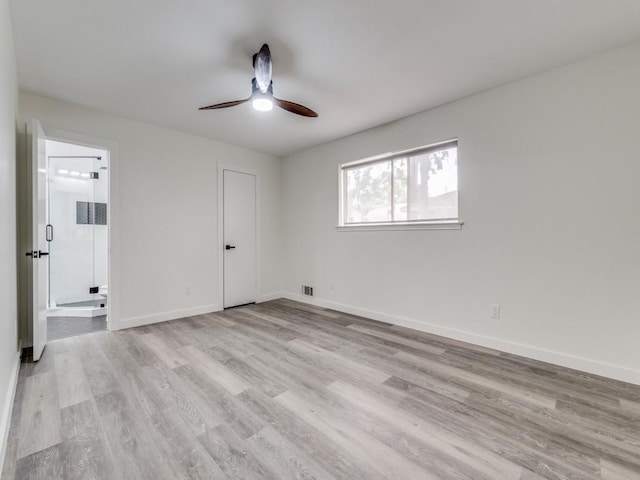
[341,141,458,225]
[344,161,391,223]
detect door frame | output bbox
[44,128,121,331]
[217,163,261,309]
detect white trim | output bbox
[217,163,261,310]
[0,343,22,474]
[337,220,463,232]
[281,292,640,387]
[47,307,107,318]
[257,292,284,303]
[217,166,223,310]
[118,304,221,330]
[44,128,120,332]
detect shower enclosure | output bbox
[46,140,108,318]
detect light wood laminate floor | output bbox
[3,299,640,479]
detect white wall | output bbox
[19,92,282,330]
[0,0,19,469]
[281,41,640,384]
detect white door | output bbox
[27,119,48,360]
[223,169,257,308]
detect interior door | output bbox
[223,169,257,308]
[27,119,48,360]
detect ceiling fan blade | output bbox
[274,97,318,117]
[198,98,250,110]
[254,44,272,93]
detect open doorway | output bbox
[44,139,109,340]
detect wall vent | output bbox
[301,285,314,296]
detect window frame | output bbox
[337,139,463,231]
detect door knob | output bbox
[225,245,236,250]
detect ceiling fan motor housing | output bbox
[252,77,273,97]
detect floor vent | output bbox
[302,285,314,296]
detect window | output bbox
[339,140,460,229]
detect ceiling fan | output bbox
[199,44,318,117]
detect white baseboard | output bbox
[116,294,283,330]
[48,307,107,318]
[258,292,285,303]
[117,304,221,330]
[281,292,640,386]
[0,342,22,475]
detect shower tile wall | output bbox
[76,201,108,225]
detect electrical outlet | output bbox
[490,304,500,319]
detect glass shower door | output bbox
[48,156,97,309]
[91,154,108,306]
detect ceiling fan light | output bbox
[252,96,273,112]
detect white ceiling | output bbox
[10,0,640,156]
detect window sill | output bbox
[336,220,463,232]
